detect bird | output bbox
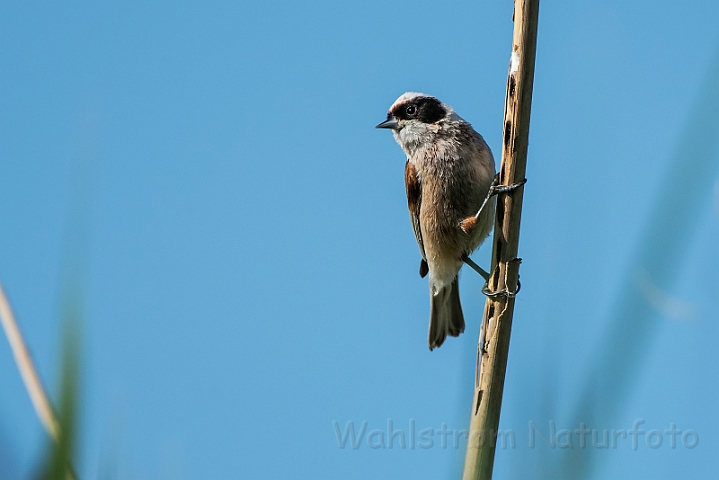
[377,92,496,350]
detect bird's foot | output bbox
[481,257,522,298]
[463,255,521,297]
[481,279,521,298]
[488,174,527,196]
[460,174,527,233]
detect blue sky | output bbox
[1,1,719,479]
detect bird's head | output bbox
[376,92,460,155]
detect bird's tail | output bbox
[428,277,465,350]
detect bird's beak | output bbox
[375,117,399,129]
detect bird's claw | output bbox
[488,176,526,196]
[482,278,521,298]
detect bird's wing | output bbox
[405,160,429,278]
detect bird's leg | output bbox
[462,254,490,282]
[460,173,527,233]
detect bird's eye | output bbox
[406,105,417,116]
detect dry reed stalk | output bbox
[461,1,540,478]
